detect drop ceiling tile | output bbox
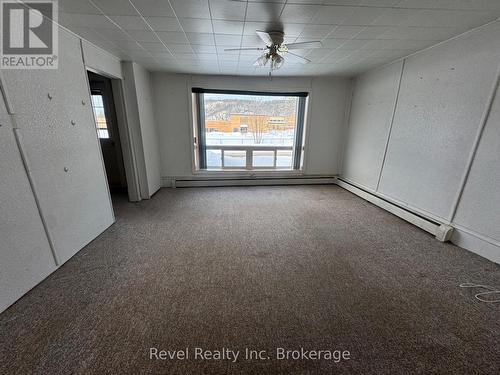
[338,39,370,49]
[126,30,161,42]
[150,52,175,59]
[59,13,116,29]
[130,0,175,16]
[321,38,349,48]
[156,31,190,44]
[178,18,213,33]
[328,25,364,39]
[111,40,144,50]
[187,33,216,45]
[435,0,500,11]
[110,16,149,30]
[212,20,245,34]
[241,34,264,47]
[281,23,310,37]
[58,0,500,76]
[67,26,104,42]
[360,39,398,49]
[377,26,459,40]
[406,9,495,28]
[243,22,306,37]
[389,39,438,50]
[145,17,182,32]
[371,8,418,26]
[215,34,242,45]
[170,0,210,19]
[245,2,284,22]
[306,48,335,60]
[210,0,247,21]
[372,48,408,59]
[394,0,439,9]
[196,54,219,61]
[174,53,198,59]
[140,42,172,52]
[191,44,218,53]
[311,6,356,24]
[219,61,239,68]
[239,54,261,63]
[322,0,362,5]
[321,50,353,61]
[167,44,195,54]
[299,24,335,38]
[353,25,392,39]
[341,6,387,24]
[92,27,134,41]
[280,4,321,23]
[59,0,102,14]
[92,0,138,16]
[360,0,401,6]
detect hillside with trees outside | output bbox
[204,95,297,120]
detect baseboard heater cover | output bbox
[163,176,337,188]
[336,179,453,242]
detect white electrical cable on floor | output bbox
[459,283,500,303]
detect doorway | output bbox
[88,71,127,195]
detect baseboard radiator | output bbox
[163,176,337,188]
[336,179,453,242]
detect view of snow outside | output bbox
[203,93,298,169]
[91,95,109,139]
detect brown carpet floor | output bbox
[1,185,500,374]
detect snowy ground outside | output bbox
[205,131,295,168]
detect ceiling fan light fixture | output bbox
[256,54,269,66]
[270,54,284,70]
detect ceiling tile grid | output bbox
[57,0,500,76]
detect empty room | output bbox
[1,0,500,373]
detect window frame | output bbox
[192,88,309,173]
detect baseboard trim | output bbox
[336,179,453,241]
[162,176,337,188]
[451,225,500,264]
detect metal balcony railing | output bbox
[205,145,294,170]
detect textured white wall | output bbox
[452,76,500,262]
[0,92,56,313]
[151,73,351,178]
[1,29,115,264]
[0,28,116,312]
[342,61,403,190]
[378,23,500,220]
[133,64,162,196]
[342,20,500,263]
[121,62,161,198]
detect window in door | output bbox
[192,89,308,171]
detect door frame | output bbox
[86,67,141,202]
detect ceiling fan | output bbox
[224,30,322,74]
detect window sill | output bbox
[192,169,305,178]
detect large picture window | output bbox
[193,88,308,171]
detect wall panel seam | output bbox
[448,62,500,222]
[375,59,406,192]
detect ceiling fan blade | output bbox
[256,30,273,46]
[224,47,266,51]
[285,41,322,50]
[285,51,311,64]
